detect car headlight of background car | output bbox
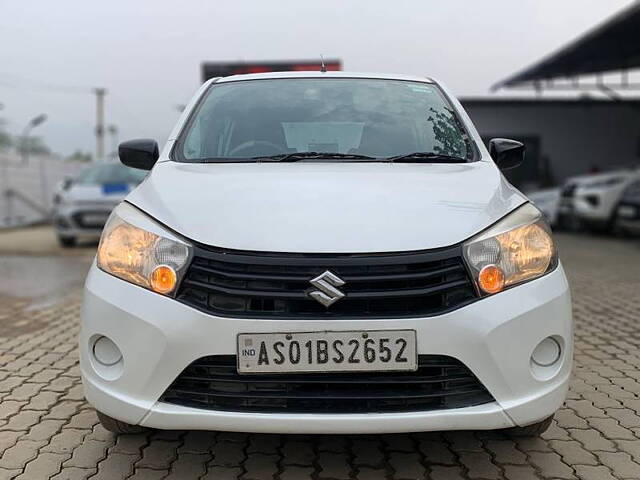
[97,203,192,296]
[463,203,557,295]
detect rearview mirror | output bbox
[489,138,525,171]
[119,139,159,170]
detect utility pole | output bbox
[107,125,118,160]
[94,88,107,162]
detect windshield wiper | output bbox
[251,152,376,162]
[385,152,468,163]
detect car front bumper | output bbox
[53,205,115,239]
[80,262,572,434]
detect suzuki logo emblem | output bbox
[308,270,346,307]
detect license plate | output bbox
[618,205,637,218]
[237,330,417,374]
[82,214,109,225]
[559,200,573,212]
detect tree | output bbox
[0,119,11,150]
[66,150,92,163]
[15,135,51,156]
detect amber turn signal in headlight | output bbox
[463,204,557,295]
[150,265,177,294]
[97,206,191,296]
[478,265,505,294]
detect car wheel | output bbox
[96,411,147,434]
[503,415,554,437]
[57,235,77,248]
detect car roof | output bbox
[214,71,436,84]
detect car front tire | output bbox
[96,411,147,434]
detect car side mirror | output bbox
[119,139,159,170]
[489,138,525,171]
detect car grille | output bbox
[71,210,110,229]
[159,355,494,414]
[176,245,477,319]
[561,183,577,198]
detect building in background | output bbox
[202,59,341,82]
[463,1,640,190]
[460,98,640,190]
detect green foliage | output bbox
[66,150,93,162]
[0,131,11,149]
[0,118,10,149]
[15,135,51,155]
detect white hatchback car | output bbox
[53,163,147,247]
[81,72,572,436]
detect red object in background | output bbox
[202,60,342,82]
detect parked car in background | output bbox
[526,188,560,227]
[558,168,640,232]
[614,179,640,236]
[53,163,147,247]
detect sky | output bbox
[0,0,635,157]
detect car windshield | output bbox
[177,78,475,162]
[75,163,147,185]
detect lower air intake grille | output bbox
[159,355,494,414]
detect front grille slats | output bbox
[190,262,464,283]
[177,372,472,384]
[71,210,110,229]
[182,279,308,299]
[190,264,310,282]
[177,245,478,319]
[160,355,495,414]
[167,387,487,401]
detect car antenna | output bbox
[320,55,327,73]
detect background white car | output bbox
[614,179,640,236]
[53,163,147,247]
[558,168,640,232]
[526,188,560,227]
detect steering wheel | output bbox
[229,140,283,157]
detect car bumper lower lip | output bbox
[80,262,573,434]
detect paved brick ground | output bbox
[0,233,639,479]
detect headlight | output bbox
[55,195,71,207]
[463,203,557,295]
[97,203,191,296]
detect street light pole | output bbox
[107,124,118,160]
[21,113,48,165]
[94,88,107,162]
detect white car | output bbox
[614,179,640,236]
[80,72,572,437]
[53,163,147,246]
[558,169,640,232]
[526,188,560,227]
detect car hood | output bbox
[126,161,527,253]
